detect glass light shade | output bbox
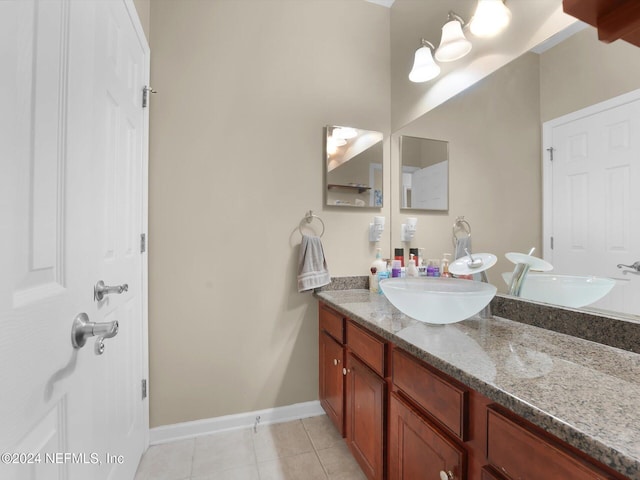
[435,20,472,62]
[332,127,358,140]
[469,0,511,38]
[408,46,441,83]
[326,136,346,155]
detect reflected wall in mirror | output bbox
[326,125,383,207]
[390,24,640,319]
[400,136,448,211]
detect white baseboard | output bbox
[149,400,324,445]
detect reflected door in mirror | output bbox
[400,136,449,211]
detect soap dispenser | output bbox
[369,248,387,293]
[441,253,452,278]
[407,254,419,277]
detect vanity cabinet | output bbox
[345,320,387,480]
[485,407,620,480]
[388,392,466,480]
[317,303,629,480]
[318,305,388,480]
[390,348,472,480]
[318,305,345,435]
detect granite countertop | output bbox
[315,289,640,480]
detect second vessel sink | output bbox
[379,277,497,325]
[501,272,615,308]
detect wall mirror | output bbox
[325,125,384,208]
[399,136,448,211]
[390,23,640,320]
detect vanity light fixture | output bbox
[469,0,511,38]
[435,12,472,62]
[408,39,441,83]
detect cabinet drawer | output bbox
[346,320,385,377]
[487,407,614,480]
[392,349,467,441]
[319,304,344,343]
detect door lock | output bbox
[94,280,128,301]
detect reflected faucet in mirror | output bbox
[325,125,383,208]
[389,17,640,319]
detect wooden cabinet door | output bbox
[319,330,345,435]
[389,392,466,480]
[345,352,385,480]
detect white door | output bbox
[0,1,149,479]
[543,90,640,316]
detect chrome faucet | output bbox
[507,248,553,297]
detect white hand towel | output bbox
[297,234,331,292]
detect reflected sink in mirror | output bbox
[501,272,616,308]
[379,277,497,325]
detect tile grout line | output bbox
[251,423,264,480]
[189,437,196,480]
[301,418,331,479]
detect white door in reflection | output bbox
[544,89,640,316]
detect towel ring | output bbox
[452,216,471,247]
[299,210,325,238]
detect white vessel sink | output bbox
[501,272,615,308]
[379,277,497,325]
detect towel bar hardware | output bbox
[452,216,471,247]
[299,210,325,237]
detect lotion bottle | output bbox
[369,248,387,293]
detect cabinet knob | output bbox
[439,471,454,480]
[333,359,340,366]
[343,367,347,375]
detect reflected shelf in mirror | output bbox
[325,125,384,208]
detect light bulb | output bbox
[469,0,511,38]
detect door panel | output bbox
[549,93,640,316]
[0,1,148,479]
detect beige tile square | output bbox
[316,443,366,480]
[192,428,256,477]
[302,415,344,450]
[258,451,328,480]
[191,463,260,480]
[134,439,194,480]
[253,421,314,462]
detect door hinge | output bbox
[546,146,554,162]
[142,379,147,400]
[140,233,146,253]
[142,86,156,108]
[550,236,554,250]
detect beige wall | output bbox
[391,53,542,291]
[132,0,150,42]
[540,28,640,122]
[148,0,390,427]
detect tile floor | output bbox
[134,415,367,480]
